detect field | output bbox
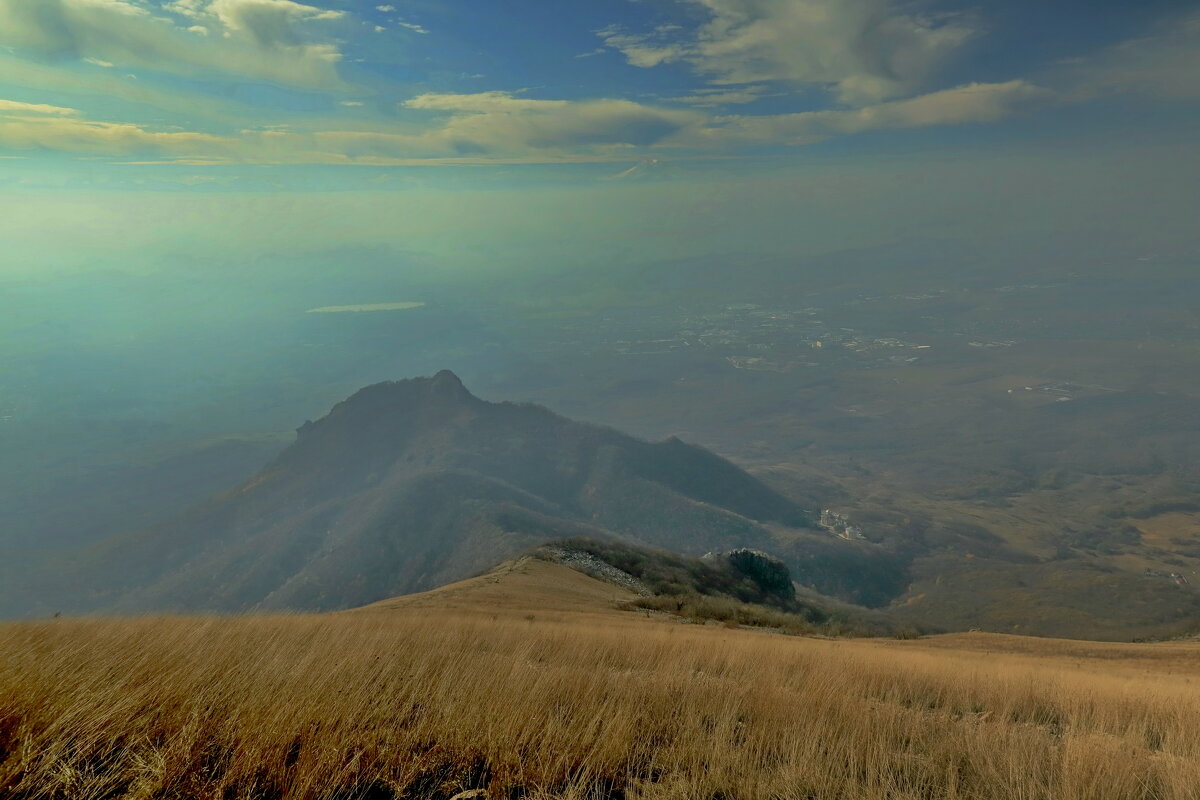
[3,561,1200,800]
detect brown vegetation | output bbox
[2,562,1200,799]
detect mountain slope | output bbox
[355,555,637,616]
[357,537,907,637]
[55,371,821,614]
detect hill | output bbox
[357,554,638,616]
[365,538,908,636]
[26,371,849,616]
[529,538,911,636]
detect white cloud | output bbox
[207,0,343,61]
[605,158,661,180]
[403,92,701,153]
[0,99,80,116]
[406,91,570,113]
[596,25,688,68]
[0,90,697,163]
[675,81,1051,147]
[672,86,766,106]
[0,80,1049,165]
[164,0,206,18]
[375,4,394,10]
[0,50,253,123]
[0,108,229,156]
[0,0,347,88]
[208,0,344,32]
[600,0,977,105]
[398,21,428,34]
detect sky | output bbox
[0,0,1195,282]
[0,0,1196,173]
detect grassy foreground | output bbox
[2,566,1200,799]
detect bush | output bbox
[726,548,795,600]
[623,594,816,635]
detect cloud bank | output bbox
[0,0,347,88]
[0,1,1191,168]
[0,79,1048,164]
[600,0,977,104]
[680,81,1052,147]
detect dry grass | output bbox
[3,564,1200,799]
[622,594,820,635]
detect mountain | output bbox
[43,371,826,614]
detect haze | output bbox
[1,0,1199,627]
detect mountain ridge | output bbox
[38,372,829,615]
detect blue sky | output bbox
[0,0,1196,174]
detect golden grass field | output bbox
[3,558,1200,800]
